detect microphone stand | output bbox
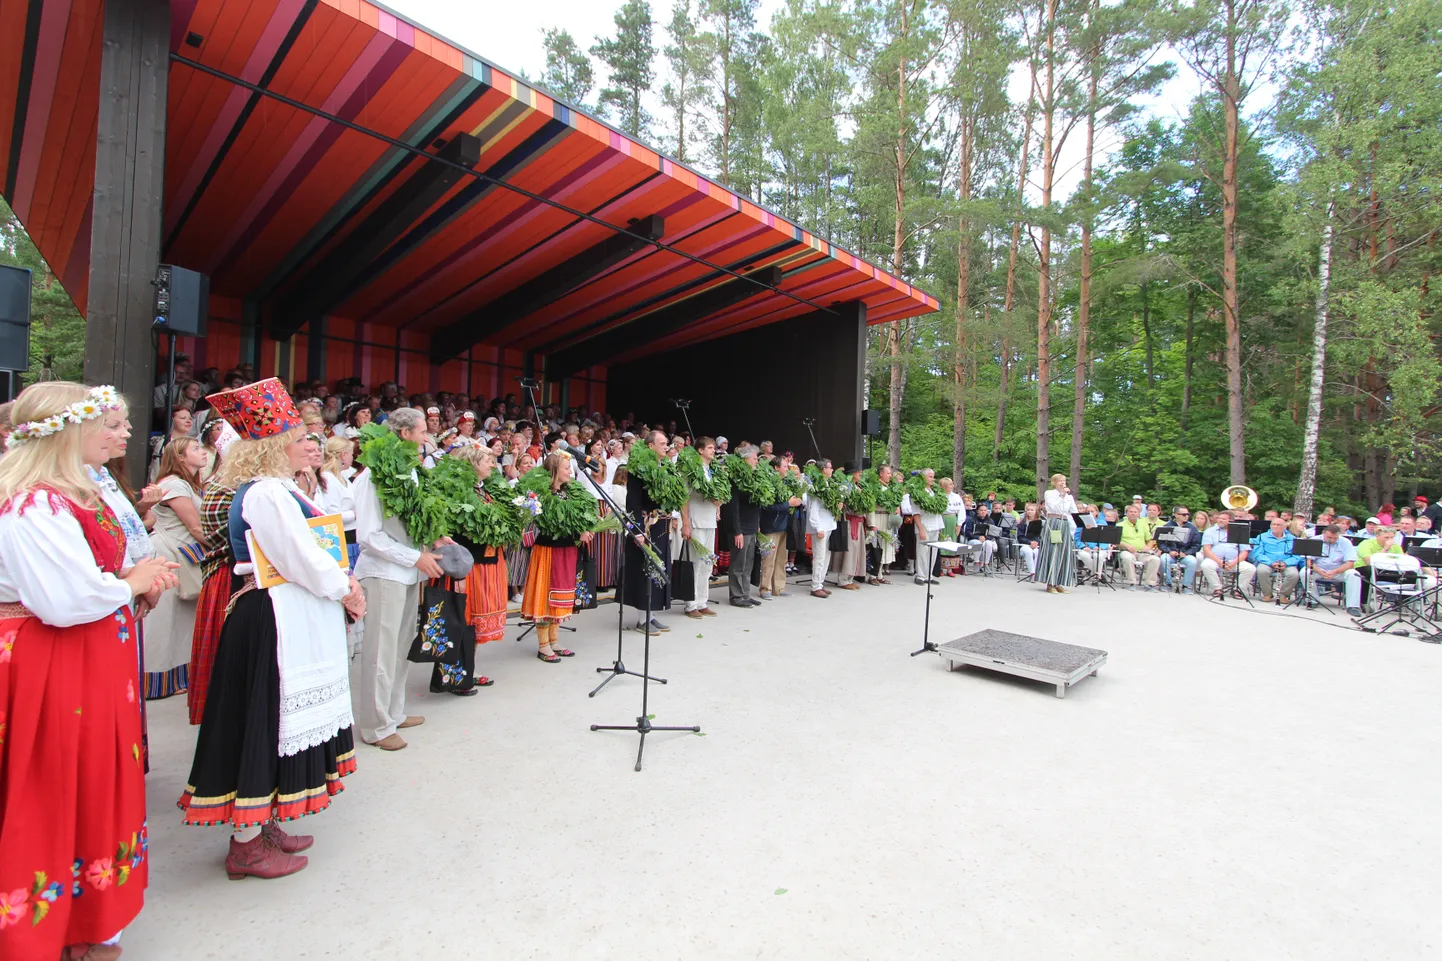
[587,470,667,697]
[802,417,821,461]
[673,398,695,439]
[591,508,700,771]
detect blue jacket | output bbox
[1249,530,1300,568]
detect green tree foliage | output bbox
[592,0,657,138]
[541,28,596,107]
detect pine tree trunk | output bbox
[1069,34,1097,494]
[1221,8,1247,485]
[997,41,1037,464]
[1034,0,1057,500]
[1294,205,1333,518]
[954,126,974,485]
[886,6,910,468]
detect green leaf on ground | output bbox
[774,888,787,895]
[646,714,655,720]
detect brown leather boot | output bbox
[226,831,308,880]
[61,945,123,961]
[262,820,314,853]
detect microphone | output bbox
[559,442,605,475]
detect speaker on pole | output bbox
[0,264,31,374]
[153,264,209,336]
[862,408,881,437]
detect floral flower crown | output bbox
[5,385,121,450]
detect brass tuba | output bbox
[1221,485,1258,512]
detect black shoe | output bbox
[745,597,763,607]
[730,599,753,608]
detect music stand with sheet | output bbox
[1285,537,1331,614]
[1208,523,1258,607]
[1155,526,1190,594]
[1080,525,1122,592]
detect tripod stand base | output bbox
[588,660,667,697]
[591,716,701,771]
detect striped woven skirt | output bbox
[592,529,619,589]
[521,544,578,623]
[507,539,533,592]
[464,546,509,643]
[187,567,234,725]
[1037,517,1077,588]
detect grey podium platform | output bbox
[933,629,1107,698]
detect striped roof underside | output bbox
[1,0,937,364]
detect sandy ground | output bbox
[128,573,1442,960]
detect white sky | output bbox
[390,0,1212,201]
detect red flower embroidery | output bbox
[0,629,15,665]
[85,858,116,891]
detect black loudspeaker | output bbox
[153,264,209,336]
[0,264,31,372]
[862,408,881,437]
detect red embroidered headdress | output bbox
[205,377,303,440]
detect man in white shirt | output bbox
[805,459,838,597]
[902,468,945,584]
[351,407,446,752]
[680,436,722,618]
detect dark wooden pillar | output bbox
[83,0,170,486]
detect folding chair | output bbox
[1354,554,1440,637]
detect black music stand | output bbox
[1287,538,1332,614]
[910,538,961,657]
[1208,522,1257,607]
[1080,526,1121,592]
[1155,527,1189,594]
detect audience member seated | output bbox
[961,504,997,569]
[1307,524,1356,608]
[1076,504,1110,578]
[1159,505,1201,593]
[1117,504,1161,590]
[1344,525,1405,616]
[1017,503,1042,577]
[1250,516,1301,603]
[1200,509,1256,597]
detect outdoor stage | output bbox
[133,576,1440,959]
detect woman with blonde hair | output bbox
[143,437,210,698]
[318,435,359,568]
[0,381,179,961]
[178,378,366,881]
[520,451,597,661]
[1038,472,1079,593]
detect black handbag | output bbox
[574,544,599,610]
[828,524,847,552]
[408,583,475,675]
[671,540,697,602]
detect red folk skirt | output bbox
[186,567,233,725]
[464,546,509,643]
[521,544,578,624]
[0,606,148,956]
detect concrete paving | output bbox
[130,574,1442,960]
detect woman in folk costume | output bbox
[834,463,872,589]
[141,437,210,698]
[88,397,164,766]
[622,430,687,635]
[0,382,180,961]
[177,379,367,881]
[519,452,599,661]
[412,444,528,691]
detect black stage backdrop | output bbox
[604,302,867,466]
